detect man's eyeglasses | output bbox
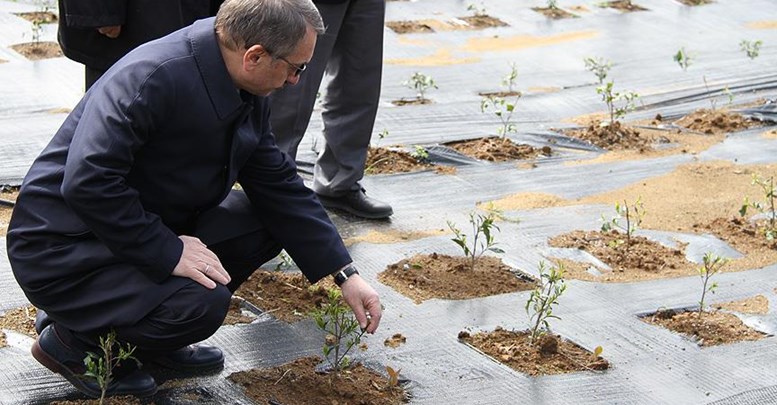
[276,55,307,77]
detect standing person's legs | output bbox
[269,4,340,159]
[312,0,392,219]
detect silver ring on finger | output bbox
[204,264,211,275]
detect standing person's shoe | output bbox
[34,308,52,334]
[32,324,157,398]
[143,344,224,372]
[316,188,393,219]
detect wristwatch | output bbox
[332,265,359,287]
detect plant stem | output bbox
[698,275,709,318]
[530,279,555,342]
[470,219,480,271]
[769,176,775,229]
[624,200,631,249]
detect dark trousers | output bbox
[85,66,106,91]
[270,0,385,197]
[62,190,282,353]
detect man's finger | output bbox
[364,303,382,333]
[206,262,231,285]
[194,272,217,289]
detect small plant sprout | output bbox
[83,330,140,404]
[583,56,612,84]
[447,211,505,272]
[272,250,295,271]
[311,288,367,376]
[596,81,640,125]
[502,62,519,94]
[601,197,645,250]
[673,47,692,71]
[723,85,735,106]
[740,39,762,60]
[525,261,567,344]
[546,0,559,9]
[739,174,776,240]
[467,1,487,16]
[403,72,437,103]
[480,95,518,138]
[29,19,43,46]
[410,145,429,163]
[697,252,728,317]
[375,128,389,147]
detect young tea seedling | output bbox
[673,47,692,71]
[601,197,645,251]
[272,250,295,271]
[697,252,728,317]
[30,19,42,45]
[374,128,389,147]
[596,81,639,125]
[739,174,776,240]
[83,330,140,404]
[410,145,430,163]
[502,62,519,94]
[480,95,518,138]
[583,56,612,84]
[467,1,487,16]
[403,72,438,103]
[525,261,567,343]
[740,39,763,60]
[447,211,504,272]
[311,288,366,376]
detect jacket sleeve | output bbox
[237,102,352,284]
[60,0,127,28]
[60,61,182,283]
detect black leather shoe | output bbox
[144,344,224,372]
[32,325,157,398]
[34,308,52,335]
[317,189,393,219]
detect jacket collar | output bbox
[189,17,245,120]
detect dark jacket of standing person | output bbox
[57,0,219,86]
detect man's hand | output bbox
[97,25,121,39]
[340,275,382,334]
[171,235,231,289]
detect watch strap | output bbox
[333,265,359,286]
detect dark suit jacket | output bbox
[7,18,350,330]
[57,0,215,70]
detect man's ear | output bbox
[244,44,267,68]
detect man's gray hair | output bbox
[215,0,325,57]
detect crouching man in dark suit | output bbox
[7,0,382,398]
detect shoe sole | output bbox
[32,339,158,398]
